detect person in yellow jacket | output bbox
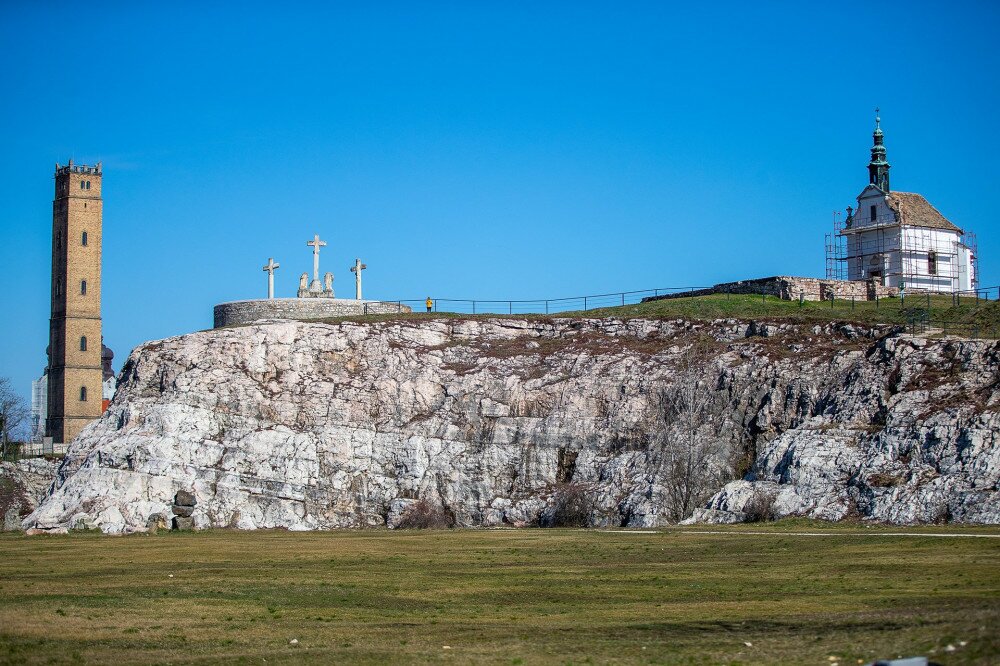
[425,296,433,313]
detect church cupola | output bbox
[867,108,891,192]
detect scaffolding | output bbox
[825,212,978,293]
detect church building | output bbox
[840,113,977,292]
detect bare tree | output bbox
[654,348,749,522]
[0,377,30,459]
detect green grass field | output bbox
[1,524,998,664]
[303,293,1000,338]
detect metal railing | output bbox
[1,440,68,461]
[377,283,1000,316]
[370,287,708,316]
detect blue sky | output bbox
[2,1,999,405]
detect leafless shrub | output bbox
[0,377,30,458]
[742,490,778,523]
[395,499,453,529]
[654,350,750,522]
[544,483,593,527]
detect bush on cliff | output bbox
[543,483,594,527]
[395,499,454,529]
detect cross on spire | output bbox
[306,234,327,288]
[350,258,367,300]
[262,257,280,299]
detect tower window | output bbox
[80,386,88,401]
[870,205,877,223]
[928,251,937,275]
[82,231,88,246]
[80,336,88,351]
[80,181,86,190]
[86,181,91,190]
[81,280,87,295]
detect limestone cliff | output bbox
[23,317,1000,533]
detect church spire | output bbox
[867,107,891,192]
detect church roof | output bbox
[886,191,963,234]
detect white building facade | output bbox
[841,115,976,292]
[30,369,47,442]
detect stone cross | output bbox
[306,234,326,288]
[350,258,367,300]
[262,257,280,299]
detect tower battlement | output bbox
[55,160,102,176]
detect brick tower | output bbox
[47,160,104,443]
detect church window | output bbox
[82,231,88,246]
[80,386,88,402]
[870,205,877,223]
[81,280,87,295]
[80,336,87,351]
[86,181,91,190]
[80,181,85,190]
[928,251,937,275]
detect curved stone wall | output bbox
[213,298,412,328]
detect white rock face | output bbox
[22,318,1000,533]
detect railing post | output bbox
[472,300,476,315]
[851,296,855,310]
[584,296,588,311]
[508,301,512,315]
[621,292,625,306]
[545,300,549,315]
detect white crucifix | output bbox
[306,234,327,288]
[350,258,367,300]
[262,257,280,299]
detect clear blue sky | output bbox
[2,1,999,405]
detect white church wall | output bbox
[899,227,963,291]
[846,226,900,282]
[850,187,894,229]
[958,246,974,292]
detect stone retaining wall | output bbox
[641,276,900,304]
[214,298,412,328]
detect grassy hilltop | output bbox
[310,293,1000,337]
[1,525,998,665]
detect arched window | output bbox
[80,180,86,190]
[80,336,88,351]
[81,280,87,295]
[82,231,88,246]
[80,386,88,401]
[86,181,91,190]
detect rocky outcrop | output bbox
[22,317,1000,533]
[2,459,58,530]
[694,335,1000,524]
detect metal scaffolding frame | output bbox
[826,211,979,292]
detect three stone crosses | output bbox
[261,233,368,301]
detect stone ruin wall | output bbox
[213,298,412,328]
[642,276,901,304]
